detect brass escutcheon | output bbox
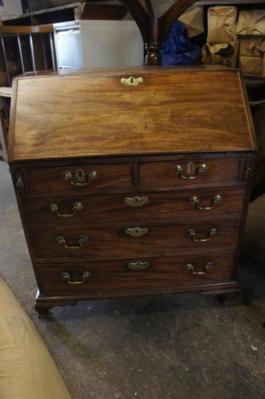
[175,162,207,180]
[125,226,149,238]
[128,261,150,271]
[124,195,149,208]
[63,169,97,186]
[121,76,144,87]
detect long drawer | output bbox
[28,219,240,261]
[23,188,245,227]
[36,253,237,298]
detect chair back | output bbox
[0,24,57,86]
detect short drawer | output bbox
[139,157,242,191]
[24,163,133,196]
[23,188,246,227]
[28,220,240,261]
[36,254,237,298]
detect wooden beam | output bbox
[0,24,54,35]
[121,0,150,41]
[139,0,154,15]
[160,0,198,40]
[121,0,199,65]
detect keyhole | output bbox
[75,169,86,183]
[186,162,196,177]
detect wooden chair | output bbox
[0,24,57,86]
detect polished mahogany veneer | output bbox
[8,67,256,316]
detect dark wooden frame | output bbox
[7,67,257,316]
[9,150,256,317]
[120,0,198,65]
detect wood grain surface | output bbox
[9,68,256,161]
[8,66,256,313]
[23,188,245,227]
[28,219,240,261]
[36,253,236,297]
[25,163,133,195]
[139,157,242,190]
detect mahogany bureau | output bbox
[8,67,256,316]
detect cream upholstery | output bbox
[0,87,12,98]
[0,277,71,399]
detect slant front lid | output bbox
[9,68,256,161]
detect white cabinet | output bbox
[54,20,144,70]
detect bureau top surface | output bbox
[9,67,256,162]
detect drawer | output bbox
[139,157,242,191]
[36,254,236,298]
[29,220,240,261]
[24,163,133,196]
[23,188,245,227]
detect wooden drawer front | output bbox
[29,220,240,261]
[25,163,133,196]
[24,188,245,227]
[36,254,236,297]
[140,157,241,191]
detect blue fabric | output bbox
[160,21,201,66]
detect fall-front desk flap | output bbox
[8,67,256,162]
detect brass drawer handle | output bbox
[175,162,207,180]
[186,262,213,276]
[128,261,150,271]
[63,169,97,186]
[187,227,217,243]
[125,227,149,238]
[62,271,92,285]
[191,194,221,211]
[49,201,83,218]
[121,76,144,87]
[56,235,88,249]
[124,195,149,208]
